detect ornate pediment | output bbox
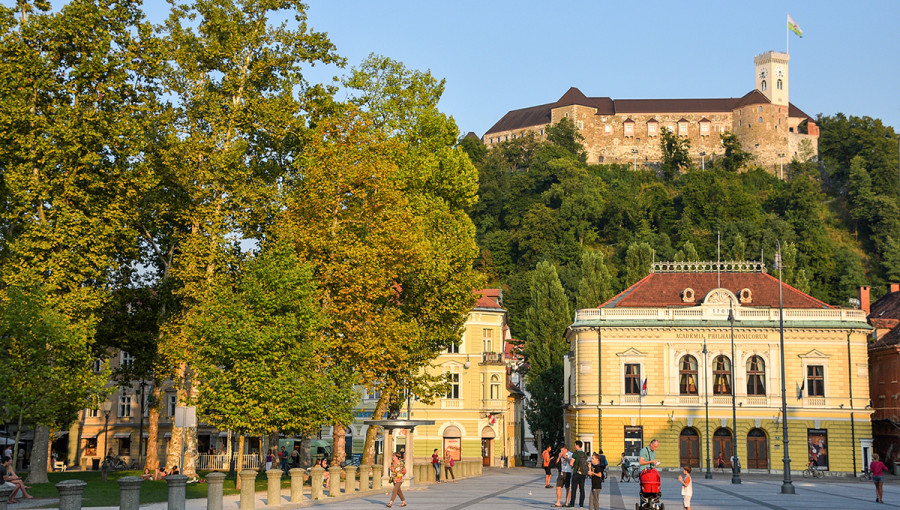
[702,288,738,306]
[798,349,830,359]
[616,347,646,357]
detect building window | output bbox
[758,106,763,113]
[92,359,102,373]
[624,122,634,137]
[777,79,783,90]
[483,328,493,352]
[678,122,688,137]
[700,123,709,136]
[119,395,133,418]
[807,365,825,397]
[118,436,131,455]
[604,125,611,134]
[758,117,763,124]
[624,426,643,456]
[624,363,641,395]
[490,374,501,400]
[447,335,460,354]
[84,437,98,456]
[713,355,732,395]
[679,355,698,395]
[168,395,177,416]
[365,388,382,400]
[761,80,767,91]
[747,356,766,395]
[446,367,461,399]
[648,123,657,136]
[120,351,135,368]
[89,407,99,418]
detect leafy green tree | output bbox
[522,262,571,448]
[731,234,747,261]
[576,250,615,309]
[847,155,874,227]
[659,128,691,178]
[545,118,587,162]
[625,242,654,286]
[719,133,752,172]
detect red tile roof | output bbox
[474,288,504,309]
[870,291,900,321]
[600,271,833,309]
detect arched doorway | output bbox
[679,428,700,467]
[747,428,768,469]
[443,426,461,464]
[713,428,733,468]
[481,426,495,467]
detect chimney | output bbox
[891,283,900,294]
[859,286,870,314]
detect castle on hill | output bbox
[483,51,818,173]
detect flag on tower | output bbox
[787,14,803,37]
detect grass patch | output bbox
[28,470,297,507]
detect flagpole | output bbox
[786,14,789,54]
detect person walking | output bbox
[543,445,553,488]
[588,452,604,510]
[431,448,441,483]
[386,452,407,508]
[567,441,587,507]
[639,439,661,468]
[278,446,288,473]
[870,453,889,503]
[553,445,573,507]
[716,452,725,473]
[443,449,456,482]
[619,452,629,482]
[678,465,693,510]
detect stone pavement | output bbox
[15,467,900,509]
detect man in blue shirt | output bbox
[639,439,660,468]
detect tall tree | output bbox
[659,128,691,179]
[625,242,654,286]
[576,250,614,309]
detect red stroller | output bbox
[635,467,664,510]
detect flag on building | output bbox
[788,14,803,37]
[798,379,805,399]
[489,414,496,425]
[641,378,648,396]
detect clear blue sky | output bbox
[22,1,900,137]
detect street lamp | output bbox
[703,340,712,479]
[102,400,113,462]
[138,381,147,468]
[631,148,639,172]
[700,151,707,171]
[777,153,786,180]
[728,301,741,484]
[776,242,795,494]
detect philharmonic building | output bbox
[483,51,819,173]
[564,261,871,474]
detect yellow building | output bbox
[351,289,525,467]
[565,261,871,474]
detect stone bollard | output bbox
[288,468,305,502]
[358,464,372,491]
[310,466,324,500]
[265,469,281,507]
[56,479,88,510]
[166,475,189,510]
[117,476,143,510]
[373,467,384,490]
[328,466,342,497]
[344,465,357,493]
[239,470,257,510]
[206,472,226,510]
[0,485,14,510]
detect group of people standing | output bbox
[542,441,607,509]
[430,448,456,483]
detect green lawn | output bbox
[28,470,298,507]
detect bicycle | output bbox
[802,464,824,478]
[627,463,643,482]
[859,469,872,481]
[102,455,128,471]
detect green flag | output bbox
[788,14,803,37]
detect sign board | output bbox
[174,406,197,428]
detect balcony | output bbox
[480,352,504,365]
[441,399,462,409]
[481,399,505,412]
[574,305,869,325]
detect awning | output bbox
[113,433,131,439]
[82,434,97,439]
[218,432,229,437]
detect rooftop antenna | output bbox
[717,232,721,287]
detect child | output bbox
[678,465,693,510]
[588,452,604,510]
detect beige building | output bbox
[565,261,871,474]
[484,51,818,174]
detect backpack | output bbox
[575,452,589,476]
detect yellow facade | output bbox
[566,267,872,474]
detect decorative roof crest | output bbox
[651,260,767,273]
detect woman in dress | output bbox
[386,452,407,508]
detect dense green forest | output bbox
[461,114,900,338]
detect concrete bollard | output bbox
[358,464,372,491]
[288,468,305,502]
[373,467,384,490]
[166,475,189,510]
[0,485,14,510]
[206,472,226,510]
[265,469,281,507]
[56,479,88,510]
[117,476,143,510]
[239,470,257,510]
[328,466,342,497]
[344,465,357,493]
[310,466,324,500]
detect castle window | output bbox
[577,120,584,129]
[677,121,688,137]
[623,120,634,137]
[761,80,767,91]
[758,117,763,124]
[758,106,763,113]
[540,129,544,135]
[604,125,612,134]
[647,123,657,136]
[777,79,783,90]
[700,122,710,136]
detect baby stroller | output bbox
[635,467,664,510]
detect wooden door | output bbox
[679,429,700,467]
[713,429,733,468]
[747,429,768,469]
[481,439,492,467]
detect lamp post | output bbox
[703,340,712,479]
[138,381,147,468]
[776,242,795,494]
[777,153,786,180]
[700,151,707,171]
[102,400,113,460]
[728,301,741,484]
[632,148,639,172]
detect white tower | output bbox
[754,51,789,106]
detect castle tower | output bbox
[754,51,789,106]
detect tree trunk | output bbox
[300,435,311,468]
[26,425,50,484]
[362,392,391,465]
[332,423,346,466]
[145,385,162,472]
[235,435,245,490]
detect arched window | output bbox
[747,356,766,395]
[679,355,698,395]
[713,355,732,395]
[761,80,767,91]
[490,374,501,400]
[777,79,783,90]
